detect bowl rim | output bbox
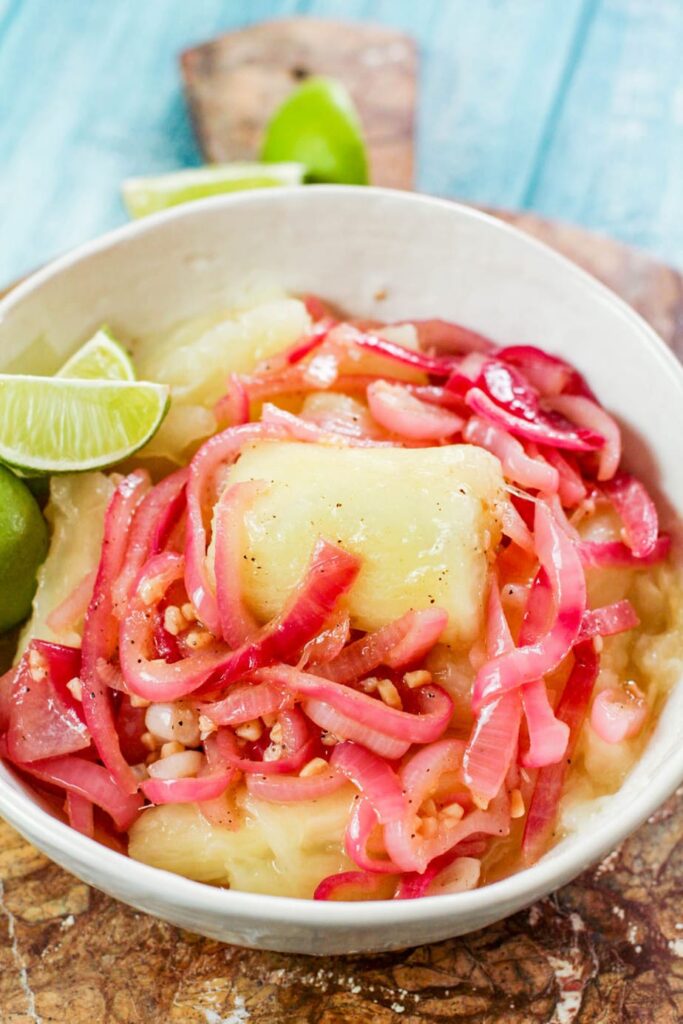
[1,184,682,931]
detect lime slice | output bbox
[261,77,369,185]
[0,376,169,473]
[57,328,135,381]
[122,162,306,218]
[0,464,48,631]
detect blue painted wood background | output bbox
[1,0,682,284]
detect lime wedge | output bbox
[57,328,135,381]
[261,77,369,185]
[0,376,169,473]
[122,162,306,218]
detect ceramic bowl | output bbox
[0,187,681,955]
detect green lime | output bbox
[0,465,48,631]
[122,162,306,218]
[261,77,369,185]
[0,375,169,473]
[58,327,135,381]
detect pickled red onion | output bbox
[465,387,603,452]
[315,608,448,683]
[473,501,586,710]
[214,708,313,775]
[329,742,405,824]
[366,381,464,440]
[602,473,659,558]
[303,698,411,759]
[245,766,345,803]
[590,685,647,744]
[578,600,639,641]
[112,468,187,618]
[185,421,286,636]
[516,571,570,770]
[548,394,621,480]
[66,792,95,838]
[141,770,237,805]
[81,469,150,794]
[200,681,292,727]
[17,754,143,831]
[46,570,96,635]
[6,657,90,763]
[254,664,453,745]
[344,797,402,873]
[463,581,522,801]
[578,534,670,568]
[522,642,599,862]
[213,480,264,647]
[314,870,393,901]
[463,416,559,492]
[326,323,457,376]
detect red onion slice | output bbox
[464,581,522,801]
[466,384,604,452]
[81,470,150,794]
[329,742,405,824]
[246,766,345,803]
[464,416,559,492]
[326,323,457,376]
[200,681,292,727]
[6,656,90,763]
[578,600,640,641]
[473,501,586,710]
[344,797,402,874]
[141,771,237,805]
[522,642,599,862]
[46,570,96,635]
[254,664,453,745]
[590,685,647,744]
[16,754,143,831]
[185,421,286,636]
[367,381,463,440]
[112,467,188,618]
[497,345,590,397]
[214,709,313,775]
[314,870,394,901]
[578,535,670,568]
[213,480,265,647]
[548,394,621,480]
[303,698,411,759]
[66,791,95,838]
[602,473,659,558]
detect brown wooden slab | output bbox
[180,18,417,190]
[1,215,683,1022]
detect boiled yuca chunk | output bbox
[129,785,357,897]
[222,441,506,646]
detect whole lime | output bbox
[261,77,369,185]
[0,465,49,631]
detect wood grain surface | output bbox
[1,213,682,1024]
[181,18,417,190]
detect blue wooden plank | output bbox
[0,0,309,282]
[0,0,682,284]
[524,0,683,268]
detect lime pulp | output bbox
[122,162,305,218]
[0,375,169,473]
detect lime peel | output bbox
[261,76,369,185]
[0,375,169,473]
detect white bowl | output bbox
[0,187,681,955]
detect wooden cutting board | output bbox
[2,19,683,1023]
